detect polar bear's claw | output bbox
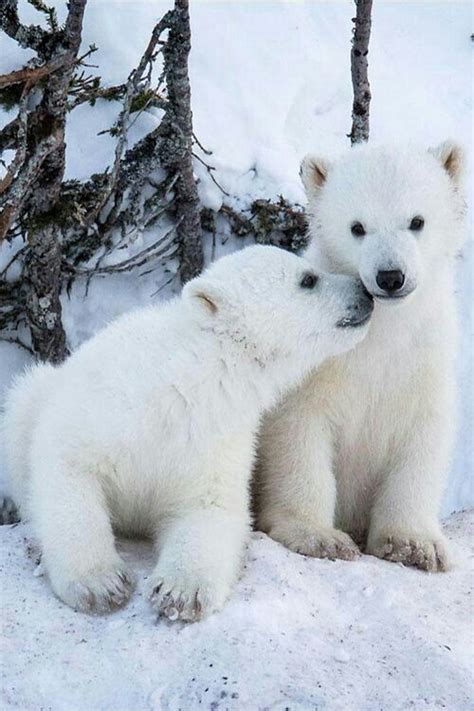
[55,566,135,613]
[367,534,451,572]
[268,518,361,561]
[150,578,212,622]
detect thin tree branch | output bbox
[0,57,66,89]
[350,0,373,144]
[80,12,172,229]
[193,151,229,196]
[63,222,179,277]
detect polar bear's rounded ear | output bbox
[300,154,330,197]
[182,278,223,317]
[429,141,464,184]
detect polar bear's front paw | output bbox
[367,532,451,572]
[267,518,361,561]
[149,571,225,623]
[50,565,135,613]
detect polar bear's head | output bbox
[183,245,373,371]
[301,141,465,303]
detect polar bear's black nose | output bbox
[376,269,405,293]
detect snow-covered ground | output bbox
[1,511,472,711]
[0,2,472,709]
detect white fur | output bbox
[257,142,465,572]
[3,245,372,619]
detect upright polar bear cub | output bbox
[257,142,465,572]
[3,245,373,620]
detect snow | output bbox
[1,511,472,710]
[0,2,473,708]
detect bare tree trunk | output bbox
[0,0,88,362]
[24,226,66,362]
[24,0,87,363]
[160,0,203,284]
[349,0,373,145]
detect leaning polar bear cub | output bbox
[4,245,373,620]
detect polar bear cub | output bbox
[257,142,465,572]
[3,245,373,620]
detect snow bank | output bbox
[1,511,472,710]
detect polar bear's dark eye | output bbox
[351,221,366,237]
[300,273,318,289]
[409,216,424,231]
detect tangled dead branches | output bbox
[0,0,308,362]
[201,198,307,257]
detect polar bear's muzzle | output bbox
[358,232,420,301]
[336,283,374,328]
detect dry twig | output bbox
[350,0,373,144]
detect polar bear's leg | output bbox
[149,436,253,621]
[31,460,134,612]
[367,404,452,572]
[149,508,249,621]
[257,394,360,561]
